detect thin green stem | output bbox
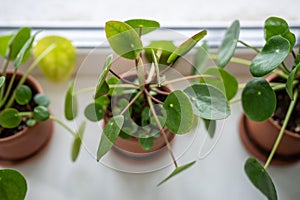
[120,90,143,115]
[278,64,290,75]
[50,115,76,137]
[109,84,139,89]
[209,54,252,66]
[144,89,163,104]
[264,88,299,169]
[229,98,241,104]
[0,68,17,107]
[18,111,32,117]
[238,40,260,53]
[0,49,12,103]
[109,69,137,86]
[272,70,289,79]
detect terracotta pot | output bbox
[0,72,53,164]
[239,74,300,165]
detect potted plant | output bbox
[0,27,80,164]
[216,17,299,200]
[64,19,236,184]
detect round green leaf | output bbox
[200,67,238,100]
[217,20,240,68]
[0,169,27,200]
[26,119,36,127]
[242,78,276,122]
[184,84,230,120]
[15,85,32,105]
[125,19,160,35]
[84,103,105,122]
[138,137,154,151]
[0,108,22,128]
[105,21,143,60]
[250,36,290,77]
[33,106,50,121]
[64,81,78,120]
[71,121,86,162]
[34,94,50,106]
[163,90,193,134]
[34,36,76,82]
[145,40,176,66]
[8,27,31,61]
[245,158,277,200]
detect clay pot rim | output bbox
[0,71,44,142]
[265,73,300,139]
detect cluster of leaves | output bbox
[219,16,300,200]
[64,19,238,184]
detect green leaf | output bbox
[157,161,196,186]
[250,36,290,77]
[264,16,295,51]
[0,108,22,128]
[163,90,194,134]
[94,54,113,99]
[34,94,50,107]
[167,30,207,64]
[71,121,86,162]
[7,27,31,61]
[34,36,76,82]
[0,76,6,88]
[200,67,238,100]
[105,21,143,60]
[97,115,124,161]
[26,119,36,127]
[286,63,300,100]
[242,78,276,122]
[15,85,32,105]
[138,137,154,150]
[245,158,277,200]
[125,19,160,35]
[0,169,27,200]
[64,81,78,120]
[184,84,230,120]
[193,41,209,75]
[94,96,110,106]
[0,35,12,58]
[84,103,105,122]
[203,118,216,138]
[217,20,240,68]
[33,106,50,121]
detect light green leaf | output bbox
[245,158,277,200]
[167,30,207,64]
[97,115,124,161]
[286,63,300,100]
[34,94,50,107]
[217,20,240,68]
[105,21,143,60]
[193,41,209,75]
[158,161,196,186]
[203,119,216,138]
[94,54,113,99]
[242,78,276,122]
[0,108,22,128]
[145,40,176,66]
[125,19,160,35]
[0,35,12,58]
[15,85,32,105]
[84,103,105,122]
[7,27,31,61]
[0,169,27,200]
[71,121,86,162]
[0,76,6,89]
[184,84,230,120]
[163,90,193,134]
[26,119,36,127]
[139,137,154,150]
[64,81,78,120]
[250,36,290,77]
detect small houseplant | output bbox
[216,17,299,200]
[64,19,237,184]
[0,27,80,163]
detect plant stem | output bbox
[50,115,76,137]
[209,54,252,66]
[146,94,178,168]
[144,89,164,104]
[0,50,12,104]
[229,98,241,104]
[238,40,260,53]
[18,111,32,117]
[272,70,289,79]
[109,84,139,89]
[0,68,17,107]
[264,88,299,169]
[119,90,143,115]
[292,50,296,59]
[151,88,170,95]
[109,69,137,86]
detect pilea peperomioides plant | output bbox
[64,19,236,185]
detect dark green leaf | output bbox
[203,119,216,138]
[245,158,277,200]
[242,78,276,122]
[250,36,290,77]
[163,90,194,134]
[105,21,143,60]
[167,30,207,64]
[64,81,78,120]
[0,169,27,200]
[184,84,230,120]
[33,106,50,121]
[264,16,295,51]
[97,115,124,161]
[26,119,36,127]
[94,96,110,106]
[107,76,123,96]
[71,121,86,162]
[94,54,113,99]
[200,67,238,100]
[157,161,196,186]
[0,35,12,57]
[84,103,105,122]
[119,131,132,139]
[7,27,31,61]
[0,76,5,88]
[15,85,32,105]
[286,63,300,100]
[34,94,50,107]
[125,19,160,35]
[193,41,209,75]
[217,20,240,68]
[139,137,154,150]
[0,108,22,128]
